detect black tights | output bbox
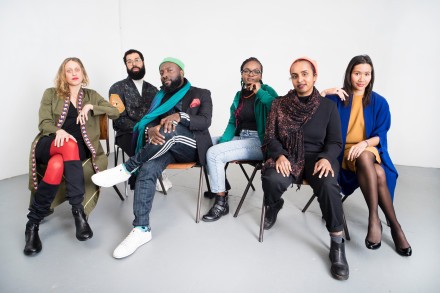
[355,152,410,248]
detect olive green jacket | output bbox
[28,88,119,215]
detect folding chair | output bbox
[228,160,263,217]
[157,162,206,223]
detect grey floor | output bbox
[1,160,439,293]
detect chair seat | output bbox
[166,162,197,169]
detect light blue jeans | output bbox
[207,130,263,193]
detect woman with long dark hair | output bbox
[322,55,411,256]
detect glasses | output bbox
[126,58,143,65]
[241,69,261,75]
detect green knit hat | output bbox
[159,57,185,72]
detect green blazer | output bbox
[28,88,119,215]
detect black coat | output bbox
[147,84,213,165]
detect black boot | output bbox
[63,160,86,207]
[28,181,60,224]
[202,194,229,222]
[24,221,42,256]
[264,198,284,230]
[329,239,349,280]
[72,207,93,241]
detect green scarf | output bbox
[133,80,191,154]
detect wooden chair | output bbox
[157,162,205,223]
[99,115,125,201]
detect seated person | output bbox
[261,57,348,280]
[202,57,278,222]
[25,57,119,256]
[321,55,411,256]
[110,49,172,191]
[92,57,213,259]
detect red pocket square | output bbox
[190,98,201,108]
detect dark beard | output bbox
[127,65,146,80]
[162,75,183,93]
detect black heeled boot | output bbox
[202,194,229,222]
[264,198,284,230]
[329,239,349,280]
[24,221,42,256]
[72,206,93,241]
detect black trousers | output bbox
[115,133,135,157]
[262,153,344,233]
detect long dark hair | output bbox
[240,57,263,86]
[342,55,375,107]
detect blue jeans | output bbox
[124,124,198,227]
[207,130,263,193]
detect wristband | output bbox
[364,140,369,147]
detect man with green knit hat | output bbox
[93,57,213,259]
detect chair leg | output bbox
[259,198,266,242]
[238,163,256,191]
[203,166,211,193]
[112,185,125,201]
[196,167,204,223]
[342,206,351,241]
[158,175,167,195]
[302,194,316,213]
[122,152,128,198]
[233,164,260,217]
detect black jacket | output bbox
[147,83,213,165]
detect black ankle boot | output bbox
[72,207,93,241]
[202,195,229,222]
[329,239,349,280]
[264,198,284,230]
[24,221,42,256]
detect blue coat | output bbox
[327,91,398,200]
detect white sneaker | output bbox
[156,171,173,192]
[91,164,131,188]
[113,228,152,259]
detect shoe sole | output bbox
[331,270,349,281]
[24,249,42,256]
[201,210,229,222]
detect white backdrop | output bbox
[0,0,439,180]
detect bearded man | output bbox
[109,49,172,191]
[94,57,213,259]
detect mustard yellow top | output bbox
[342,95,381,171]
